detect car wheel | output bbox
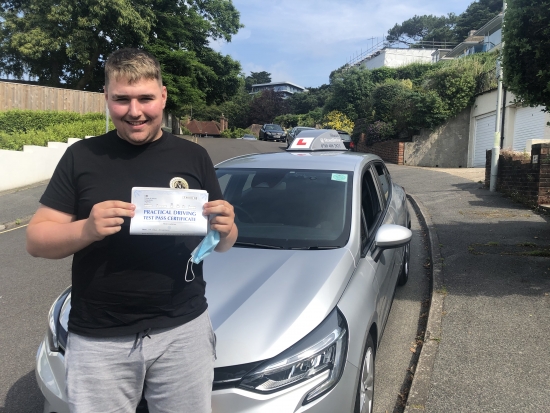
[397,242,410,286]
[355,333,375,413]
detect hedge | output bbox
[0,110,107,134]
[0,119,114,151]
[0,110,113,151]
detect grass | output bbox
[436,285,448,296]
[522,250,550,257]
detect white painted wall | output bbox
[468,89,550,166]
[0,138,81,192]
[361,48,435,70]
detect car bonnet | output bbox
[204,246,355,367]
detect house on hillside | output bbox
[185,115,228,137]
[359,47,437,70]
[250,82,305,99]
[443,12,550,166]
[440,13,503,61]
[370,13,550,168]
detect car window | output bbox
[361,167,383,239]
[338,132,352,142]
[374,163,391,203]
[265,125,282,131]
[216,168,353,249]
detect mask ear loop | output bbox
[184,257,196,282]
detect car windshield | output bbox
[216,168,353,249]
[265,125,283,131]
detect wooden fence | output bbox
[0,81,105,114]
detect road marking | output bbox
[0,224,28,234]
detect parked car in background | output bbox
[259,124,287,142]
[36,130,412,413]
[337,130,354,150]
[239,134,257,140]
[286,126,316,148]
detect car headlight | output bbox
[46,287,71,352]
[239,308,348,404]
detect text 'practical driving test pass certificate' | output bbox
[130,187,209,236]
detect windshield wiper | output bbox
[290,246,339,250]
[234,242,283,249]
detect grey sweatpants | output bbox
[65,310,216,413]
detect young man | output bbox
[26,48,237,413]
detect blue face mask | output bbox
[185,228,220,282]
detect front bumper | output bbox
[36,333,359,413]
[265,135,285,141]
[36,337,69,413]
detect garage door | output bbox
[473,113,496,167]
[512,106,547,151]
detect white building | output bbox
[359,48,436,70]
[251,82,306,99]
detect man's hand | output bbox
[203,200,238,252]
[27,201,135,259]
[83,201,136,242]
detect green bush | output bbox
[220,127,252,139]
[180,126,192,135]
[423,65,476,117]
[273,113,317,128]
[0,119,114,151]
[0,110,106,134]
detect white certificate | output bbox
[130,187,209,236]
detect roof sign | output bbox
[287,129,347,151]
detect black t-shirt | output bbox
[40,131,223,337]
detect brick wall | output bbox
[356,134,405,164]
[485,143,550,206]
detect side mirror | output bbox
[371,224,412,262]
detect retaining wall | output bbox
[0,138,80,192]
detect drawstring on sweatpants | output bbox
[133,328,152,349]
[184,257,196,282]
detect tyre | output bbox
[355,333,375,413]
[397,242,410,286]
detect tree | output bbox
[453,0,502,41]
[248,89,287,125]
[0,0,243,112]
[286,84,331,115]
[245,71,271,91]
[387,14,457,45]
[502,0,550,110]
[386,0,502,47]
[325,67,375,120]
[219,79,253,128]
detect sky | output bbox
[212,0,475,88]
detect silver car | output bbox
[36,130,411,413]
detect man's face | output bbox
[105,76,167,145]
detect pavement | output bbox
[387,166,550,412]
[2,166,549,412]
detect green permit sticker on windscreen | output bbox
[331,173,348,183]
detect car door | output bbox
[372,162,401,288]
[355,163,394,331]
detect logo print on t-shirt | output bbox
[169,177,189,189]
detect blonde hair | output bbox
[105,48,162,87]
